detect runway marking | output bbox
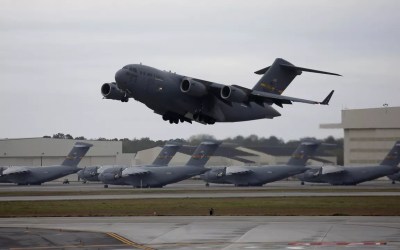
[107,232,155,250]
[289,241,387,246]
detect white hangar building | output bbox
[0,137,135,167]
[321,106,400,165]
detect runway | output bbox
[1,216,400,249]
[1,180,400,249]
[1,180,399,201]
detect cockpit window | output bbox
[123,65,138,73]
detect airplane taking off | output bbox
[99,141,220,188]
[101,58,340,124]
[77,142,181,183]
[297,141,400,185]
[1,142,92,185]
[200,141,321,186]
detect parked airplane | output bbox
[200,141,321,186]
[297,141,400,185]
[77,142,181,183]
[0,167,12,183]
[388,172,400,184]
[1,142,92,185]
[99,141,220,188]
[101,58,340,124]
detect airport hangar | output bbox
[0,138,335,182]
[321,106,400,165]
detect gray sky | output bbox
[1,0,399,141]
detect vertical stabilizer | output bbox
[185,141,220,167]
[253,58,299,94]
[61,142,93,167]
[380,141,400,166]
[151,143,181,166]
[287,141,320,166]
[253,58,341,95]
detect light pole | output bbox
[40,152,44,166]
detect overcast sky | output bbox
[1,0,399,141]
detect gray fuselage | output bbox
[5,165,79,185]
[203,164,308,186]
[114,64,280,123]
[298,165,399,185]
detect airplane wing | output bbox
[2,166,30,175]
[192,78,334,108]
[122,167,151,177]
[320,165,345,175]
[250,89,334,107]
[225,166,252,175]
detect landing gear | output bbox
[301,181,305,185]
[162,112,192,124]
[193,113,216,125]
[104,184,108,188]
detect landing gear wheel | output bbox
[104,184,108,188]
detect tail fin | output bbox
[61,142,93,167]
[253,58,341,95]
[151,143,181,166]
[185,141,220,167]
[380,141,400,166]
[287,141,320,166]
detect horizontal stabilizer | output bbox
[320,165,345,175]
[254,66,270,75]
[280,64,342,76]
[225,166,252,175]
[254,63,341,77]
[122,167,151,177]
[3,166,30,175]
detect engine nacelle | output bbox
[220,85,248,103]
[201,168,226,181]
[101,82,128,102]
[180,78,207,97]
[303,169,321,178]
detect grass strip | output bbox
[1,187,400,197]
[1,196,399,217]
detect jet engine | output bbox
[303,168,322,178]
[180,78,207,97]
[101,82,129,102]
[220,85,248,103]
[201,168,227,182]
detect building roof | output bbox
[321,106,400,129]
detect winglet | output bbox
[320,90,334,105]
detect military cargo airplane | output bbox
[77,142,181,182]
[99,141,220,188]
[388,172,400,184]
[101,58,340,124]
[0,167,12,183]
[1,142,92,185]
[200,141,321,186]
[297,141,400,185]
